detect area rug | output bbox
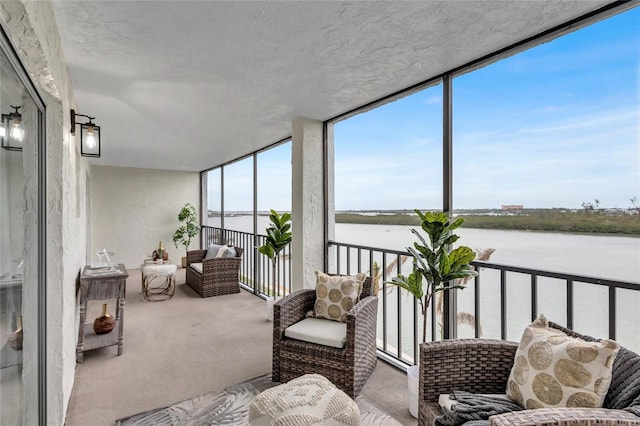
[115,373,402,425]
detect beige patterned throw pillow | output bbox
[506,315,619,410]
[313,271,366,323]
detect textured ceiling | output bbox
[51,1,615,171]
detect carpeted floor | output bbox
[64,268,417,425]
[115,373,402,425]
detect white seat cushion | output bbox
[284,318,347,349]
[190,262,203,274]
[141,263,177,277]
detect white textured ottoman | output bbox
[249,374,361,425]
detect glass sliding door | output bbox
[0,26,45,425]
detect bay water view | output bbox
[214,214,640,354]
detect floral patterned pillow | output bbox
[312,271,366,323]
[506,315,620,409]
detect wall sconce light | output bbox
[71,109,101,157]
[1,105,25,151]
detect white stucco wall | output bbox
[0,1,90,425]
[291,117,325,290]
[91,166,199,269]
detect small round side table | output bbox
[140,262,177,301]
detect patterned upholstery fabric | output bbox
[506,316,619,409]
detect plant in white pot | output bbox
[172,203,199,268]
[386,210,478,418]
[258,209,291,321]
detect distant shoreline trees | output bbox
[335,208,639,236]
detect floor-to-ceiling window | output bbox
[452,7,640,345]
[223,156,254,235]
[201,140,293,296]
[257,141,292,297]
[330,82,443,363]
[326,5,639,363]
[204,168,221,229]
[0,27,45,424]
[257,142,292,228]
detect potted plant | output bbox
[386,210,478,418]
[258,209,291,321]
[172,203,199,268]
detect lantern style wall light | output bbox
[71,109,101,157]
[1,105,25,151]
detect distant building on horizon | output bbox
[501,204,523,210]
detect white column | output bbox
[291,117,324,290]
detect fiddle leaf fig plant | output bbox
[258,209,292,295]
[172,203,199,256]
[387,210,477,342]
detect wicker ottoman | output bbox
[248,374,361,425]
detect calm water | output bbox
[215,215,640,353]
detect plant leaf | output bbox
[386,271,424,300]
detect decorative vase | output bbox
[154,241,166,261]
[93,303,116,335]
[7,315,23,351]
[181,256,187,268]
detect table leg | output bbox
[76,296,86,363]
[117,294,125,356]
[142,274,149,301]
[169,274,175,298]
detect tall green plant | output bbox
[387,210,477,342]
[258,210,292,296]
[172,203,199,256]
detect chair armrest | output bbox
[420,339,518,402]
[187,250,207,265]
[346,296,378,345]
[490,408,640,426]
[273,289,316,337]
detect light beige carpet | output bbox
[64,268,417,425]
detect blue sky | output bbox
[212,7,639,212]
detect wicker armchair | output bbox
[419,322,640,426]
[185,247,243,297]
[272,276,378,399]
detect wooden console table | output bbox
[77,264,128,363]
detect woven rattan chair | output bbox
[185,246,243,297]
[272,276,378,399]
[419,322,640,426]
